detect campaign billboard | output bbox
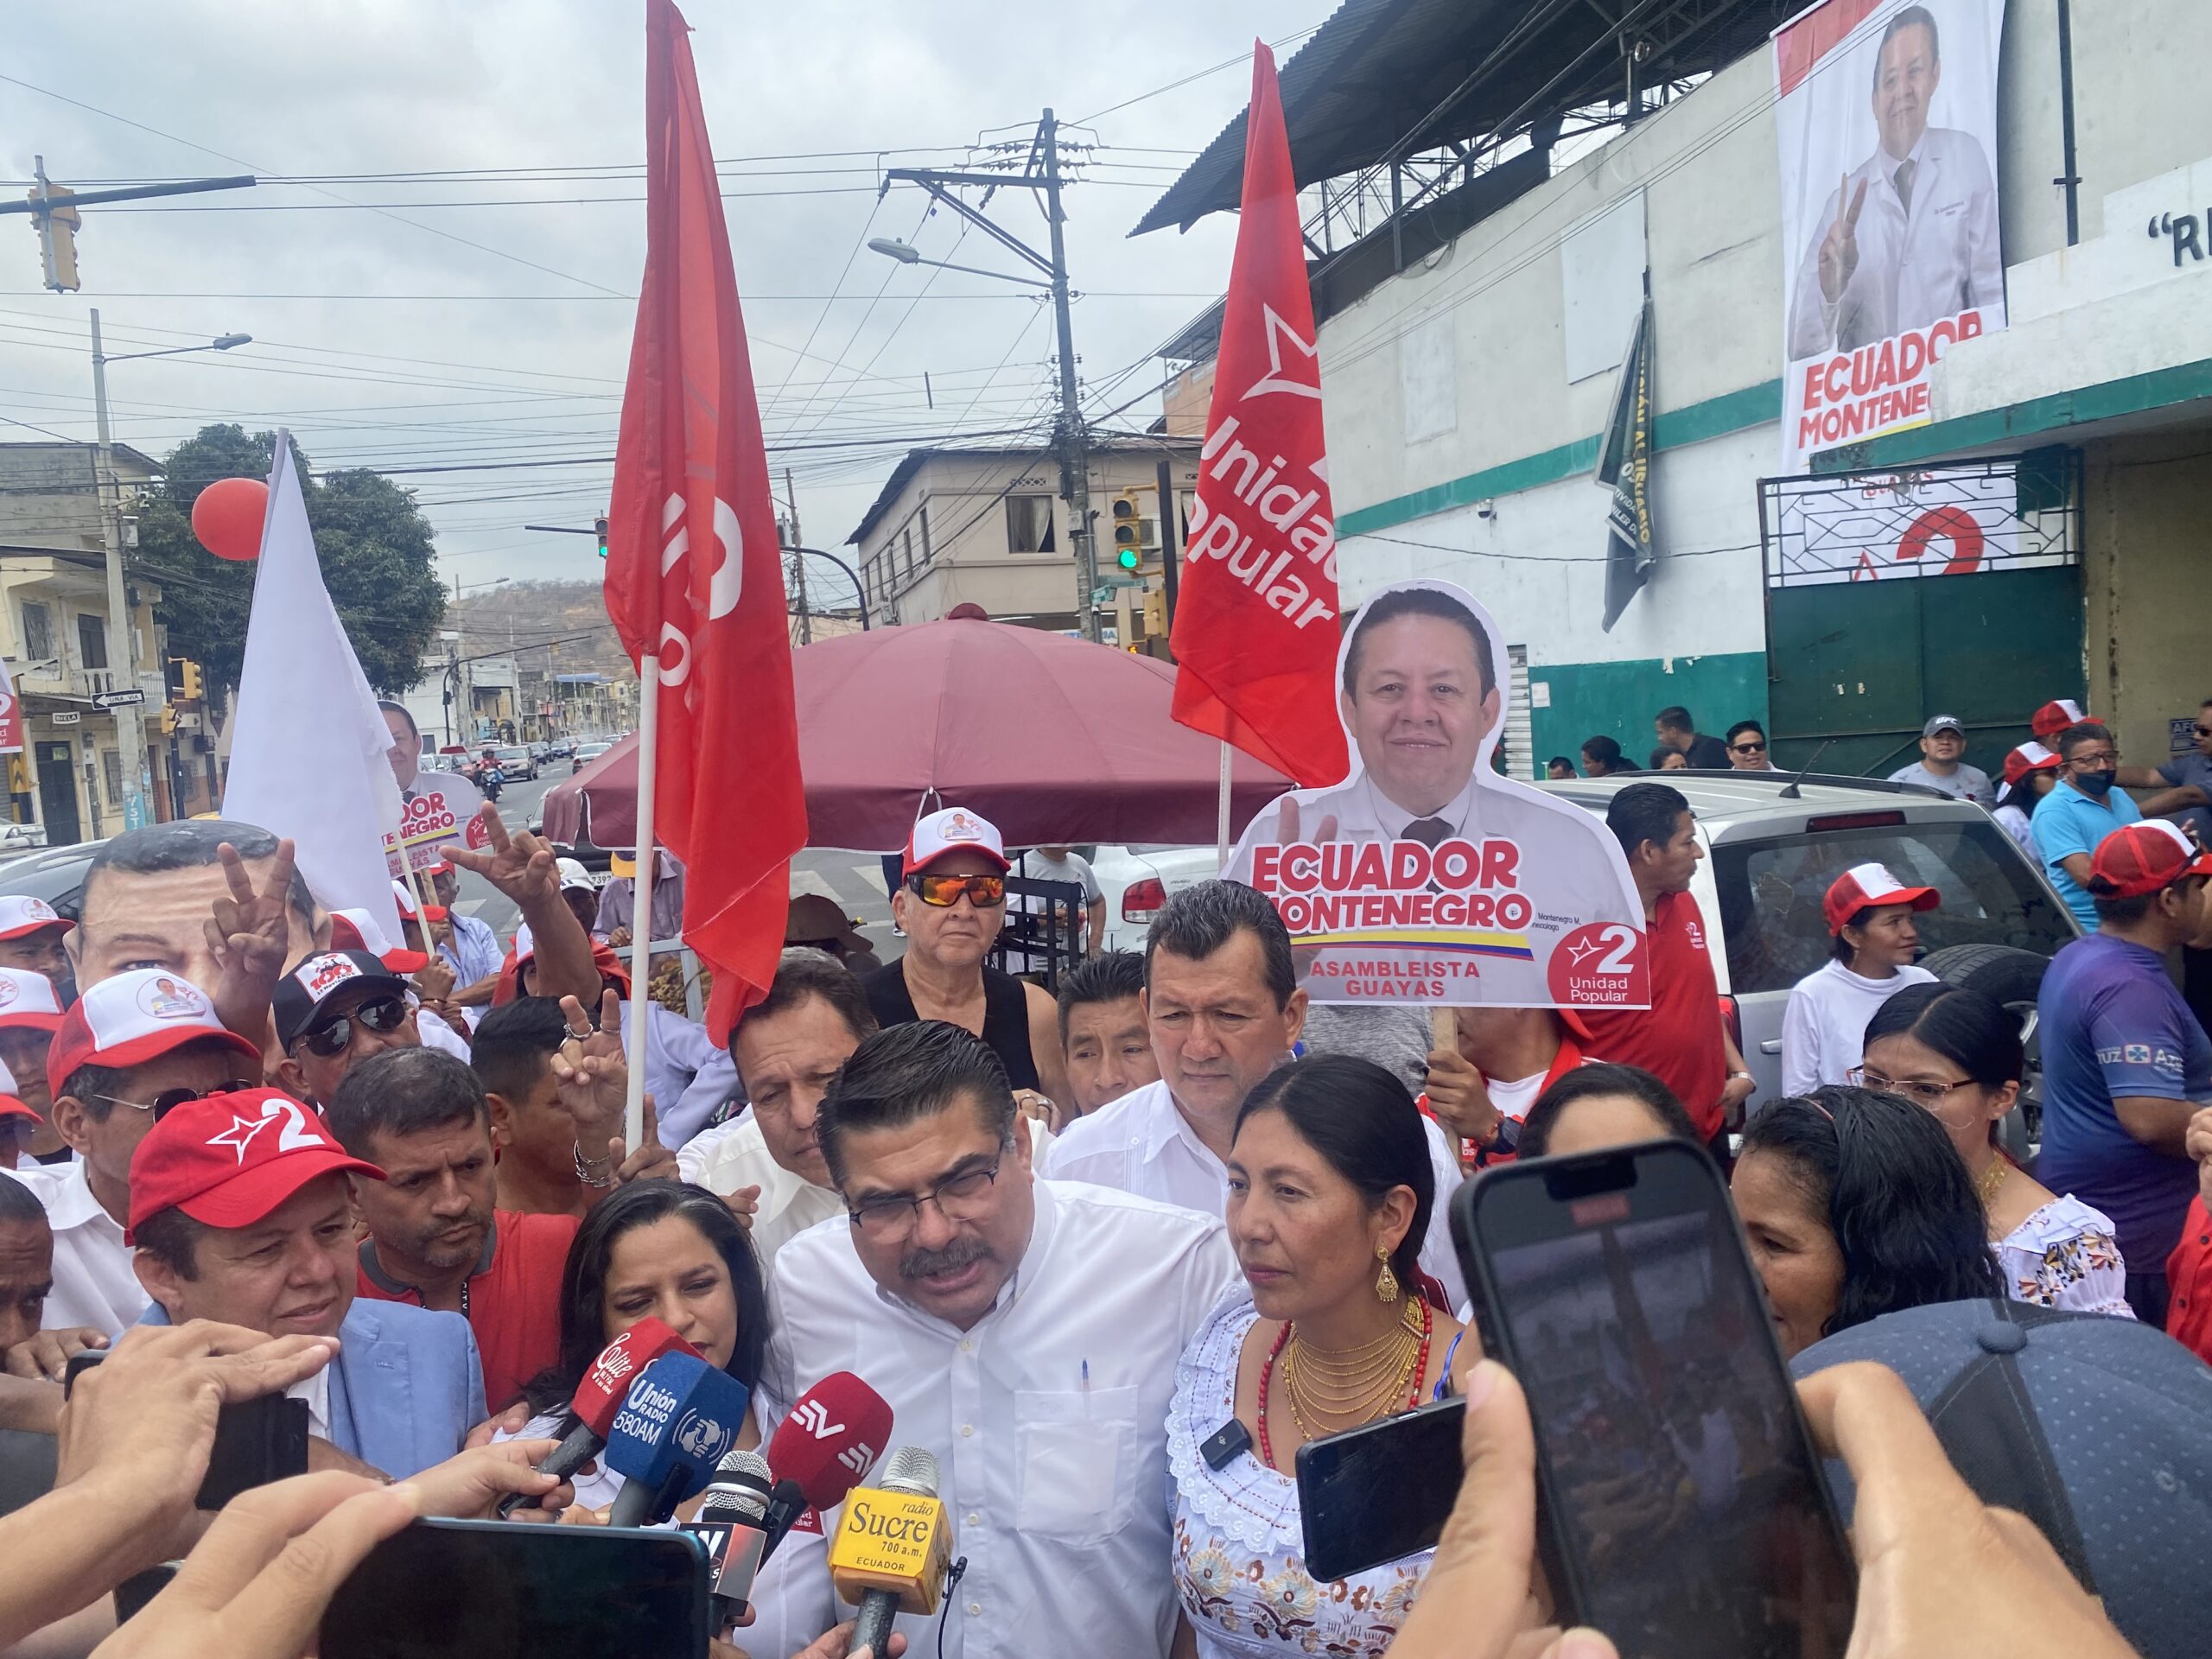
[1776,0,2007,474]
[1223,579,1649,1009]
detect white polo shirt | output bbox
[742,1179,1240,1659]
[1039,1078,1470,1309]
[676,1116,844,1275]
[0,1159,148,1338]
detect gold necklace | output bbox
[1281,1299,1422,1439]
[1976,1159,2008,1206]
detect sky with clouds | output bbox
[3,0,1320,601]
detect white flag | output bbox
[221,435,405,938]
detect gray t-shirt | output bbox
[1887,760,1995,806]
[2158,751,2212,843]
[1296,1003,1435,1092]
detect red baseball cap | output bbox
[0,967,65,1033]
[126,1088,384,1243]
[2031,699,2086,740]
[902,807,1009,877]
[0,895,72,942]
[2089,821,2212,899]
[329,907,429,976]
[1822,862,1941,935]
[2001,741,2063,789]
[391,880,448,925]
[47,969,263,1103]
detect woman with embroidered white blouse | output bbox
[1780,863,1941,1095]
[1166,1056,1473,1659]
[1859,983,2132,1317]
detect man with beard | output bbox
[330,1046,575,1413]
[742,1021,1237,1658]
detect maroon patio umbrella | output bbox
[541,613,1296,851]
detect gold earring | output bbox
[1374,1245,1398,1304]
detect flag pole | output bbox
[622,657,660,1150]
[1215,740,1232,873]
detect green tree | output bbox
[132,424,448,694]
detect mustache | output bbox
[900,1235,989,1281]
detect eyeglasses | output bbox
[1730,741,1767,754]
[2194,725,2212,738]
[1848,1065,1978,1109]
[86,1080,258,1120]
[906,873,1006,909]
[847,1155,1003,1237]
[2065,751,2118,768]
[296,995,410,1058]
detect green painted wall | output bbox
[1528,652,1770,775]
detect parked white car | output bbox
[1089,843,1217,954]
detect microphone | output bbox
[498,1316,696,1518]
[683,1448,773,1630]
[760,1370,893,1552]
[828,1446,953,1658]
[602,1351,753,1529]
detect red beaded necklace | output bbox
[1255,1299,1433,1471]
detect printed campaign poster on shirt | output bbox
[384,779,489,876]
[1776,0,2006,474]
[1224,579,1649,1009]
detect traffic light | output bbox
[1109,490,1149,574]
[173,658,204,702]
[31,184,79,293]
[1141,588,1167,637]
[594,514,610,559]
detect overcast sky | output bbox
[3,0,1319,611]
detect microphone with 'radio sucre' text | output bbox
[828,1446,953,1657]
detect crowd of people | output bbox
[0,696,2203,1658]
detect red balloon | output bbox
[190,476,270,562]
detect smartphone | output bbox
[319,1517,709,1659]
[1295,1395,1466,1580]
[62,1351,308,1510]
[1452,1139,1854,1658]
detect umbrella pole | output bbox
[1215,740,1232,873]
[623,658,661,1152]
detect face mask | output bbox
[2075,768,2116,798]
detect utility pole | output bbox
[88,309,150,830]
[1039,111,1098,643]
[785,466,810,646]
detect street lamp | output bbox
[866,237,1051,290]
[87,310,253,832]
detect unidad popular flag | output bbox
[222,435,405,937]
[604,0,804,1041]
[1169,41,1346,788]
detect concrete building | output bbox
[848,439,1200,646]
[1135,0,2212,781]
[0,442,172,842]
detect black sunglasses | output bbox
[85,1080,258,1122]
[296,995,410,1058]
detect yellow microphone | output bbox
[827,1446,952,1655]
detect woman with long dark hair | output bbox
[515,1179,768,1512]
[1860,982,2131,1316]
[1732,1084,2005,1358]
[1166,1056,1472,1657]
[1516,1062,1702,1160]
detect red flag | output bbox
[605,0,804,1040]
[1169,43,1346,788]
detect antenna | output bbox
[1777,739,1836,800]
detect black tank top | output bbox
[862,959,1040,1092]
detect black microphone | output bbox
[684,1448,773,1630]
[758,1475,809,1564]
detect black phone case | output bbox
[196,1393,311,1510]
[1448,1139,1854,1639]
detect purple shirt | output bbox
[2036,934,2211,1269]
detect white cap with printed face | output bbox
[902,807,1009,878]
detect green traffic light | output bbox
[1117,546,1140,572]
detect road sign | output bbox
[50,711,79,727]
[94,689,146,709]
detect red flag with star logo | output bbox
[1168,42,1346,788]
[604,0,804,1039]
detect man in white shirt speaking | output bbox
[1041,880,1467,1306]
[746,1020,1239,1659]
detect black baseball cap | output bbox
[1793,1297,2212,1659]
[273,950,409,1052]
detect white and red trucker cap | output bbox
[46,969,262,1103]
[0,895,71,942]
[0,966,65,1033]
[1821,862,1941,936]
[902,807,1009,878]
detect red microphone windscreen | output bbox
[768,1372,894,1510]
[570,1317,698,1436]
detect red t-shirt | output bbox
[1573,889,1727,1141]
[2165,1196,2212,1365]
[356,1208,581,1411]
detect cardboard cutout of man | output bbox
[1225,579,1645,1007]
[1786,3,2002,359]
